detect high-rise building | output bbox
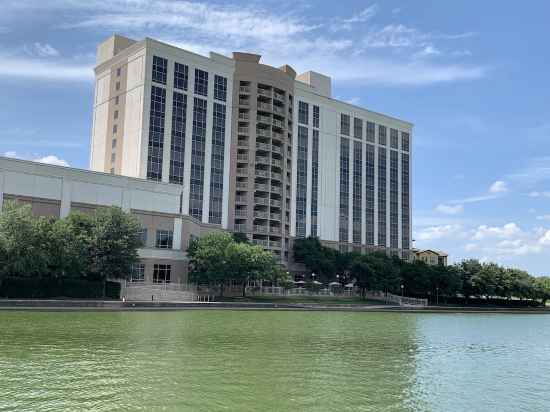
[90,35,413,263]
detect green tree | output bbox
[350,255,374,299]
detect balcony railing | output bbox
[239,86,251,93]
[254,225,268,234]
[272,105,285,115]
[255,183,269,192]
[271,158,282,168]
[269,240,282,248]
[239,99,250,106]
[270,186,282,194]
[272,118,284,128]
[236,181,248,189]
[254,197,269,206]
[256,142,271,151]
[254,211,268,219]
[237,153,249,161]
[258,102,272,112]
[238,112,250,120]
[270,213,281,220]
[271,145,282,154]
[255,156,269,164]
[273,92,285,101]
[255,169,269,178]
[235,209,248,218]
[235,195,247,203]
[236,167,248,175]
[256,129,271,139]
[256,115,271,124]
[270,199,281,207]
[252,239,269,247]
[271,172,282,181]
[257,88,272,97]
[269,227,281,235]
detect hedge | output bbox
[0,277,121,299]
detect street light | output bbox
[436,287,440,305]
[401,284,404,298]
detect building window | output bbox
[390,128,399,149]
[339,137,350,242]
[365,144,375,245]
[189,97,207,219]
[311,129,319,237]
[366,121,375,143]
[379,125,387,146]
[174,62,188,91]
[402,132,410,152]
[111,153,116,163]
[354,117,363,139]
[378,147,387,246]
[209,102,226,224]
[153,264,171,283]
[131,263,145,282]
[341,114,350,136]
[169,92,187,185]
[112,124,117,134]
[137,228,148,247]
[115,81,120,91]
[155,230,173,249]
[298,101,309,125]
[313,105,320,128]
[152,56,167,85]
[194,69,208,97]
[116,67,121,77]
[146,86,166,181]
[296,126,308,238]
[112,139,117,148]
[390,150,399,248]
[214,75,227,102]
[402,153,410,249]
[352,141,362,244]
[115,96,119,105]
[114,110,119,120]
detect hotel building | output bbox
[0,34,413,283]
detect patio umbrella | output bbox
[328,282,340,286]
[312,280,322,285]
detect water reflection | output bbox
[0,311,548,411]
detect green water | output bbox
[0,311,549,412]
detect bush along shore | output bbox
[293,237,550,307]
[0,202,140,299]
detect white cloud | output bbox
[472,223,520,240]
[35,155,69,167]
[0,0,486,86]
[416,224,463,241]
[2,151,69,167]
[488,180,508,193]
[0,56,92,81]
[529,191,550,198]
[536,214,550,221]
[25,43,60,57]
[414,45,441,58]
[540,230,550,246]
[435,203,464,215]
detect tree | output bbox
[350,255,374,299]
[188,232,281,297]
[232,232,250,244]
[87,207,141,281]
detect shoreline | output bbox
[0,299,548,314]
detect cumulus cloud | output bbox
[416,224,463,241]
[472,223,520,240]
[435,203,464,215]
[539,230,550,246]
[488,180,508,193]
[24,42,60,57]
[2,151,69,167]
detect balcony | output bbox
[237,153,249,162]
[272,172,283,181]
[254,211,268,219]
[235,195,247,203]
[271,158,282,168]
[254,225,269,234]
[253,239,269,247]
[239,99,250,106]
[255,183,269,192]
[236,167,248,176]
[270,185,282,194]
[255,156,269,165]
[270,213,281,220]
[269,240,282,249]
[270,199,281,207]
[272,105,285,115]
[256,115,271,124]
[257,102,272,112]
[256,142,271,151]
[255,169,269,178]
[272,118,284,128]
[236,181,248,189]
[238,126,249,135]
[256,128,271,139]
[272,131,284,141]
[257,88,272,97]
[273,92,285,101]
[239,86,251,93]
[254,197,269,206]
[271,145,282,155]
[238,112,250,120]
[269,227,282,235]
[237,139,249,148]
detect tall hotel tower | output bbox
[90,35,413,263]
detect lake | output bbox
[0,310,549,411]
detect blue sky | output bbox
[1,0,549,275]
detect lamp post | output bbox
[436,287,439,305]
[401,284,404,298]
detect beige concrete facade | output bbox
[0,156,224,284]
[87,34,414,264]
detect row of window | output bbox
[137,228,174,249]
[295,125,308,238]
[131,263,172,283]
[152,55,227,102]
